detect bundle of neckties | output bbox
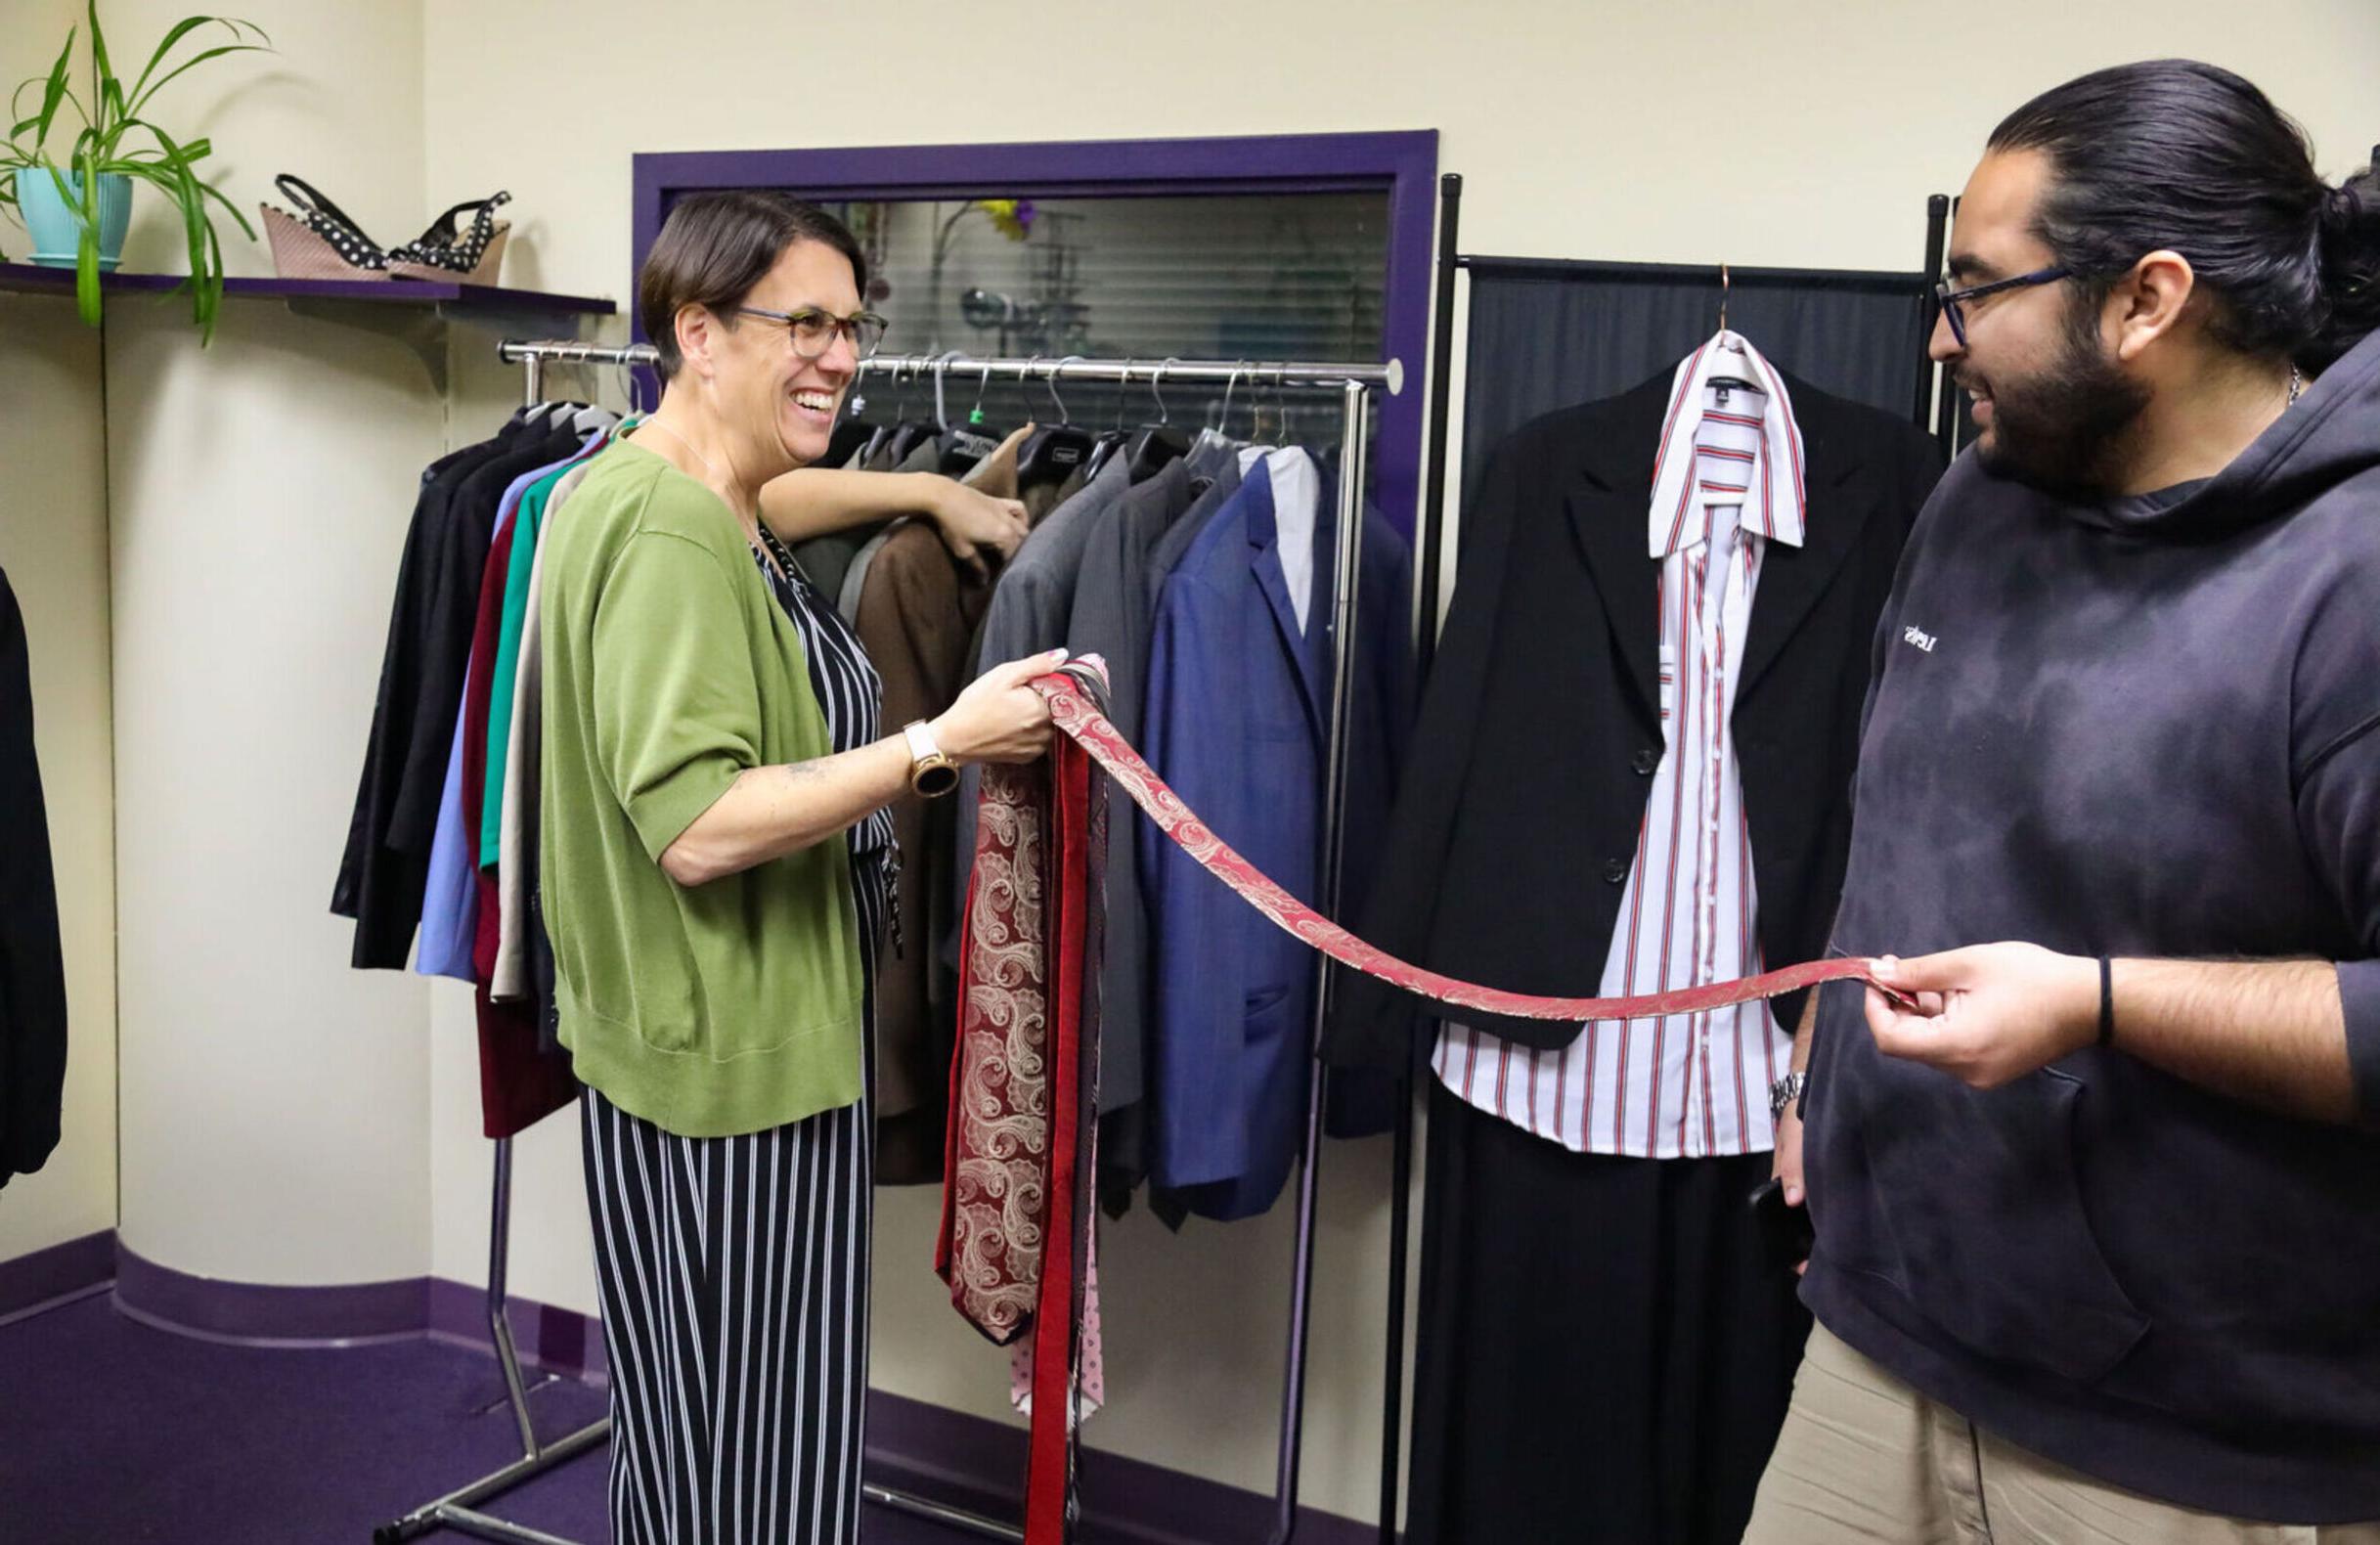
[936,657,1885,1543]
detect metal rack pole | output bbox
[499,339,1404,397]
[1918,194,1952,433]
[1369,167,1467,1545]
[1931,196,1966,455]
[1263,375,1376,1545]
[856,351,1402,394]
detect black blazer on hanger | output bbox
[1325,367,1942,1069]
[1,568,68,1188]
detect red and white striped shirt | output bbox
[1434,332,1807,1158]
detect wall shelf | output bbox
[0,264,616,390]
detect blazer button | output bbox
[1630,747,1659,776]
[1603,858,1628,885]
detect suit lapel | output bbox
[1738,378,1876,701]
[1565,374,1673,727]
[1246,464,1329,741]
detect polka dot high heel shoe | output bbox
[387,192,511,284]
[260,174,392,280]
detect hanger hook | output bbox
[1116,358,1136,430]
[933,352,956,428]
[1719,262,1732,332]
[1217,360,1246,433]
[1048,354,1080,424]
[1153,356,1179,425]
[971,361,993,425]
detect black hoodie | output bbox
[1803,328,2380,1523]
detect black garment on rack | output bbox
[1327,369,1940,1068]
[0,567,68,1189]
[1457,259,1931,527]
[1408,1085,1806,1545]
[331,413,585,967]
[1330,366,1937,1545]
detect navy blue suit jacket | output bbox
[1140,456,1411,1219]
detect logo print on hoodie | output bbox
[1903,625,1938,653]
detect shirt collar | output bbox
[1645,331,1807,558]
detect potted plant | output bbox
[0,4,271,340]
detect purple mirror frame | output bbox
[632,130,1439,537]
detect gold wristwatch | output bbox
[904,719,959,798]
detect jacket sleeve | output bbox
[0,572,68,1185]
[1320,431,1530,1072]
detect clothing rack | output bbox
[1365,175,1955,1545]
[448,337,1403,1545]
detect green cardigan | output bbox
[538,437,864,1137]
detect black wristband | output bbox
[2097,955,2115,1047]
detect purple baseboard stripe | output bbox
[0,1229,116,1320]
[100,1246,603,1377]
[862,1390,1380,1545]
[114,1244,427,1345]
[4,1240,1376,1542]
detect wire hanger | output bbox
[1709,263,1762,392]
[1081,358,1136,482]
[968,362,994,427]
[1019,354,1095,489]
[1127,356,1193,481]
[892,352,960,464]
[861,356,910,464]
[1215,360,1246,435]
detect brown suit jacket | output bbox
[863,425,1028,1182]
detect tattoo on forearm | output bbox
[782,758,827,783]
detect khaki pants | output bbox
[1743,1322,2380,1545]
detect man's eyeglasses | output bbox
[1934,267,2070,348]
[733,305,888,360]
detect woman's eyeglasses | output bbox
[733,305,888,360]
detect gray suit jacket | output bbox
[1062,451,1245,1134]
[948,455,1135,972]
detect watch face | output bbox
[914,762,960,798]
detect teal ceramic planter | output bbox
[17,169,132,272]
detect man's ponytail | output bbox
[2310,155,2380,374]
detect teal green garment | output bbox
[480,435,611,865]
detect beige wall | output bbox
[414,0,2380,1523]
[0,293,117,1266]
[99,0,445,1284]
[9,0,2377,1529]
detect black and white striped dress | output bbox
[580,520,894,1545]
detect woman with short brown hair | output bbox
[540,189,1054,1544]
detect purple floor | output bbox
[0,1292,984,1544]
